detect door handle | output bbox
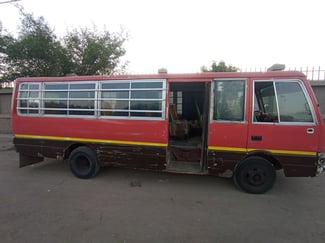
[307,128,314,134]
[251,135,262,141]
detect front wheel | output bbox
[69,146,100,179]
[233,156,276,194]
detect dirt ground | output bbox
[0,134,324,243]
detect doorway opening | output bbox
[167,82,210,173]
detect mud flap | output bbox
[19,153,44,168]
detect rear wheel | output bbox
[69,146,100,179]
[233,156,276,194]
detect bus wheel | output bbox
[69,146,100,179]
[233,157,276,194]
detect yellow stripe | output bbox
[15,134,167,147]
[208,146,247,152]
[208,146,317,156]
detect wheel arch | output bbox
[239,150,282,171]
[63,143,94,160]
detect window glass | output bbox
[44,87,68,115]
[69,98,95,116]
[17,80,166,119]
[69,83,95,116]
[130,111,162,117]
[69,91,95,99]
[275,82,313,122]
[213,80,245,121]
[102,91,129,99]
[69,100,94,110]
[44,91,68,99]
[253,80,314,123]
[131,82,163,89]
[253,81,279,122]
[28,100,40,114]
[102,82,129,89]
[17,83,41,115]
[44,83,68,90]
[19,100,27,113]
[131,90,162,99]
[20,91,28,99]
[130,100,162,111]
[44,100,68,115]
[70,83,95,90]
[100,79,165,119]
[29,84,40,90]
[20,84,28,90]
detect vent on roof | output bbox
[158,68,168,74]
[267,64,285,71]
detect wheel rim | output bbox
[74,156,91,174]
[245,167,267,186]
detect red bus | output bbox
[11,70,325,193]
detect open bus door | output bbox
[167,81,210,173]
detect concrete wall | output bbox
[0,89,12,134]
[1,82,325,134]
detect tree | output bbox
[0,8,128,82]
[0,9,71,81]
[63,27,128,75]
[201,60,239,72]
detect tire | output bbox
[69,146,100,179]
[233,156,276,194]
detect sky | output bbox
[0,0,324,73]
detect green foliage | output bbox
[0,7,128,82]
[0,9,71,81]
[64,27,127,75]
[201,61,239,72]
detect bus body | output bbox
[11,71,325,193]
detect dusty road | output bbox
[0,134,324,243]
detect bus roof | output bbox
[14,70,306,83]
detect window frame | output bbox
[16,79,167,121]
[210,78,247,123]
[41,81,97,117]
[252,79,316,125]
[98,79,166,120]
[17,82,41,115]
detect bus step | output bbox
[165,161,205,174]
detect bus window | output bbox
[17,83,41,115]
[44,83,69,115]
[43,82,96,116]
[69,83,96,116]
[275,82,314,123]
[254,81,279,122]
[254,80,314,123]
[213,80,245,121]
[100,79,165,119]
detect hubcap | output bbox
[246,168,266,186]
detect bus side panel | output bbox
[12,117,168,145]
[207,122,249,177]
[207,150,246,177]
[14,137,167,170]
[271,154,317,177]
[12,116,168,169]
[96,144,166,170]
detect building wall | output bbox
[0,89,12,134]
[1,82,325,134]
